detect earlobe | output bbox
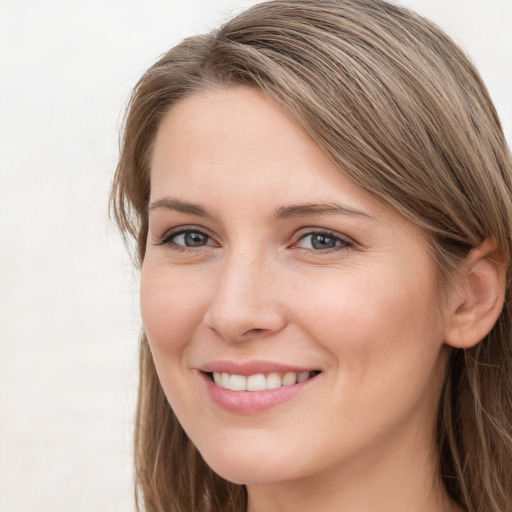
[444,239,506,349]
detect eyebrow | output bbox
[274,202,372,220]
[148,197,372,220]
[148,198,213,217]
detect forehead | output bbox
[151,87,319,182]
[149,86,420,238]
[151,88,368,211]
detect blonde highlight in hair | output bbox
[110,1,512,510]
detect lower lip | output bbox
[201,372,317,414]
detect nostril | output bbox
[245,328,264,335]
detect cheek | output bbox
[140,264,209,353]
[287,268,446,445]
[139,264,213,418]
[289,266,444,379]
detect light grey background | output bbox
[1,1,510,511]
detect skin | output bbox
[141,86,464,512]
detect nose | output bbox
[203,253,288,342]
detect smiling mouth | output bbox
[207,370,321,391]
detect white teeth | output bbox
[266,372,282,389]
[297,371,310,383]
[211,370,316,391]
[247,373,267,391]
[229,374,247,391]
[282,372,297,386]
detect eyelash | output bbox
[156,227,216,252]
[292,230,353,254]
[155,227,354,254]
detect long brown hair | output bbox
[110,1,512,510]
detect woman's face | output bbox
[141,87,450,487]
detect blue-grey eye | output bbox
[296,232,347,250]
[172,231,210,247]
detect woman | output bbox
[110,1,512,510]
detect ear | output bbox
[444,239,506,349]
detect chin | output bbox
[207,461,291,486]
[197,441,302,485]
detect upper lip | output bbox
[200,360,319,376]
